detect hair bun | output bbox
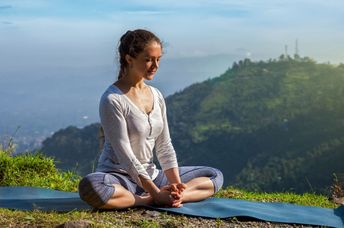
[120,30,133,43]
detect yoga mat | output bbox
[0,186,91,211]
[0,187,343,227]
[148,198,344,228]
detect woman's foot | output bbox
[136,193,154,206]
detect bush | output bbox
[0,149,80,192]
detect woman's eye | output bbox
[146,57,160,62]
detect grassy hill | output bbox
[40,123,101,176]
[39,56,344,194]
[166,56,344,193]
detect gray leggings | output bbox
[78,166,224,208]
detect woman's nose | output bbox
[153,59,159,68]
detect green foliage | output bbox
[215,186,337,208]
[166,56,344,193]
[41,123,101,176]
[0,149,80,191]
[38,56,344,194]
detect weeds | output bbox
[0,126,20,156]
[330,173,344,205]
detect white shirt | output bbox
[96,84,178,187]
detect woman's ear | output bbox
[125,54,133,66]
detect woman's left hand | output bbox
[152,188,177,207]
[160,183,186,207]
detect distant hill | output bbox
[41,124,101,175]
[40,55,344,194]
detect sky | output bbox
[1,0,344,144]
[1,0,344,69]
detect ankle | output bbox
[136,195,153,206]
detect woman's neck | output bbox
[115,75,146,91]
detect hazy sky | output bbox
[1,0,344,71]
[1,0,344,139]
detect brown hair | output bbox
[117,29,162,79]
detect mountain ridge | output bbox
[40,55,344,193]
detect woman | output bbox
[79,29,223,209]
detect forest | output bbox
[40,55,344,194]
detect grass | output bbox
[215,186,337,208]
[0,148,340,227]
[0,149,80,192]
[0,208,196,228]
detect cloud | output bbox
[1,0,343,65]
[0,4,12,10]
[123,10,173,16]
[1,21,13,25]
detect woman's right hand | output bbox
[138,175,185,207]
[153,188,177,207]
[155,183,186,207]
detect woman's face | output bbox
[127,41,162,81]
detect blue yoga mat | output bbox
[0,187,343,227]
[0,186,91,211]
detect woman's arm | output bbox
[154,90,179,175]
[154,90,185,206]
[164,167,181,184]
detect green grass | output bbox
[0,149,80,191]
[215,186,337,208]
[0,208,195,228]
[0,148,339,227]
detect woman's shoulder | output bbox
[148,86,167,113]
[149,85,164,101]
[100,84,125,107]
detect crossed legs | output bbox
[100,176,215,209]
[100,184,151,209]
[78,166,223,209]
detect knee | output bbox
[203,167,224,193]
[211,167,224,193]
[78,173,115,208]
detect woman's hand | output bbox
[152,188,177,207]
[138,175,186,207]
[159,183,187,207]
[174,183,187,193]
[161,168,186,207]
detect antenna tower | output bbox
[284,45,288,57]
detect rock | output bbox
[333,197,344,205]
[142,210,161,218]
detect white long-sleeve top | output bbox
[96,84,178,187]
